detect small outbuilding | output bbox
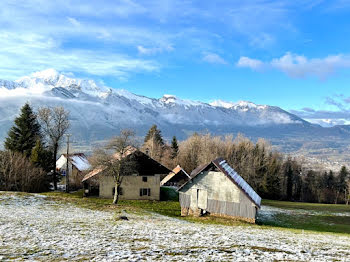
[178,158,261,223]
[82,148,171,200]
[56,153,91,173]
[160,165,191,188]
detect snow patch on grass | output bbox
[0,193,349,261]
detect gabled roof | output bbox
[160,165,191,186]
[56,153,91,172]
[178,158,261,208]
[82,148,171,182]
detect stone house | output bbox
[82,148,171,200]
[178,158,261,223]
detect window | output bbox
[140,188,151,196]
[142,176,148,182]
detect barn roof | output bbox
[178,158,261,208]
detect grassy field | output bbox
[258,199,350,234]
[41,191,350,235]
[262,199,350,213]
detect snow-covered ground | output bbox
[1,193,350,261]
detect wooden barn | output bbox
[178,158,261,223]
[82,148,171,200]
[160,165,191,188]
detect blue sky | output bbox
[2,0,350,126]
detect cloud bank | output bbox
[291,95,350,127]
[237,52,350,79]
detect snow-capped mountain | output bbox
[0,69,347,154]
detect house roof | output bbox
[160,165,191,186]
[56,153,91,172]
[82,148,171,182]
[178,158,261,208]
[82,167,104,182]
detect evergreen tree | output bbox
[302,170,317,202]
[144,125,164,145]
[170,136,179,159]
[4,103,41,157]
[335,166,348,203]
[284,159,294,200]
[31,139,53,172]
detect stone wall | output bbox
[99,175,161,200]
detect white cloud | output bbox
[0,32,159,80]
[237,57,263,70]
[67,17,81,27]
[237,52,350,79]
[271,52,350,79]
[137,45,173,55]
[305,118,350,127]
[202,53,228,65]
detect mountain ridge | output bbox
[1,69,350,169]
[0,68,309,129]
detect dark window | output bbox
[140,188,151,196]
[142,176,148,182]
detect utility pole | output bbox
[65,134,72,193]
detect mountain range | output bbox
[1,69,349,168]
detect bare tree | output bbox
[0,151,48,192]
[38,107,70,190]
[90,129,136,204]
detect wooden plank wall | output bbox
[179,192,190,208]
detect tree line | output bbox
[0,103,69,192]
[141,125,350,204]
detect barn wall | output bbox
[180,171,257,221]
[99,175,160,200]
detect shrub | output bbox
[0,151,50,192]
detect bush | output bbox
[0,151,50,192]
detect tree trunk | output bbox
[113,173,121,205]
[113,181,119,205]
[334,191,339,204]
[53,143,58,190]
